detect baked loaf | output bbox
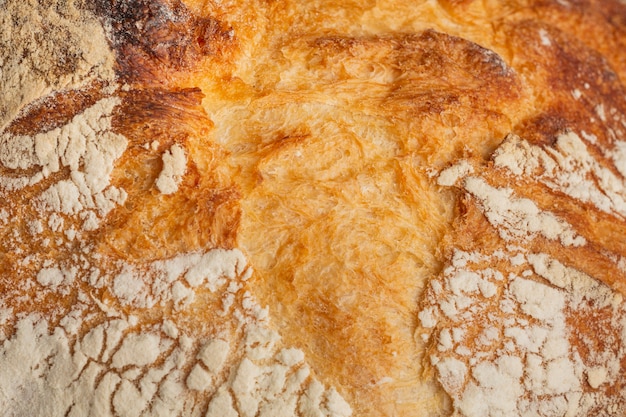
[1,0,626,416]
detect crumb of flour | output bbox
[155,143,187,195]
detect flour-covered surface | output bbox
[420,103,626,416]
[420,240,626,416]
[0,0,115,132]
[4,0,626,416]
[418,5,626,414]
[0,248,351,417]
[0,1,351,416]
[421,130,626,415]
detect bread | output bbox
[2,0,626,416]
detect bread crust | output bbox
[1,0,626,416]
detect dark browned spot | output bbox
[92,0,235,84]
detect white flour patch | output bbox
[155,143,187,195]
[420,248,626,416]
[0,248,352,417]
[0,97,128,232]
[463,176,586,247]
[493,133,626,218]
[0,0,115,131]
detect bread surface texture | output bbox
[1,0,626,416]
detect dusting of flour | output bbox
[0,97,128,231]
[493,133,626,218]
[0,3,352,415]
[0,248,352,417]
[420,128,626,416]
[0,0,115,131]
[421,246,626,417]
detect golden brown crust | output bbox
[3,0,626,416]
[104,88,241,261]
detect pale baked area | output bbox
[1,0,626,416]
